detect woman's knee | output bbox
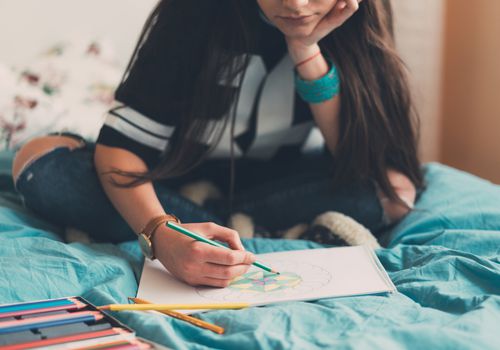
[12,135,85,183]
[378,169,417,224]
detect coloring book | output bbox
[137,246,396,314]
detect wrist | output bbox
[151,224,184,260]
[294,58,340,104]
[138,213,180,260]
[287,41,320,64]
[296,53,330,81]
[152,222,192,247]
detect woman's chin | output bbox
[278,26,316,40]
[273,16,320,39]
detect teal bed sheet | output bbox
[0,158,499,349]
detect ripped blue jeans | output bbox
[14,142,384,243]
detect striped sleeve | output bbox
[96,102,176,167]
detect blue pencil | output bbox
[0,311,103,334]
[0,298,75,314]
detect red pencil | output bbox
[1,328,130,350]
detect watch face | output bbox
[138,234,153,259]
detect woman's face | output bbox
[257,0,337,38]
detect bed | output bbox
[0,150,498,349]
[1,1,498,348]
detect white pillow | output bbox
[0,37,123,150]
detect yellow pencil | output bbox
[98,303,249,311]
[129,297,225,334]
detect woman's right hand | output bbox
[152,222,256,287]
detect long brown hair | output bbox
[114,0,423,202]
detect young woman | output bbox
[12,0,422,287]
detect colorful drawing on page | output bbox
[196,261,332,302]
[228,271,302,293]
[138,247,397,313]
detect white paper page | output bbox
[137,246,396,314]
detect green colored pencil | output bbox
[166,221,280,275]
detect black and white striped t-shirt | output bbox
[97,10,325,168]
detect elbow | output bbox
[93,144,150,186]
[94,144,110,175]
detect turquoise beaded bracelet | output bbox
[294,60,340,104]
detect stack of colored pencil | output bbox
[0,297,158,349]
[0,296,240,349]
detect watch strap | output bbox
[139,214,181,240]
[137,214,181,260]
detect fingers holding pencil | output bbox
[166,222,280,275]
[155,221,259,288]
[152,220,278,288]
[193,242,255,266]
[182,243,254,286]
[200,262,252,281]
[194,222,246,250]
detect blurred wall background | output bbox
[0,0,157,66]
[441,0,500,183]
[393,0,499,183]
[392,0,445,163]
[0,0,498,183]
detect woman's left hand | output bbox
[286,0,362,53]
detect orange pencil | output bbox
[128,297,225,334]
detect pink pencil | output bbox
[74,338,151,350]
[0,311,103,334]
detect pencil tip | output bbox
[272,270,280,275]
[97,306,109,310]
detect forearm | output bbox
[288,43,341,155]
[94,144,253,287]
[94,144,166,234]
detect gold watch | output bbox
[137,214,180,260]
